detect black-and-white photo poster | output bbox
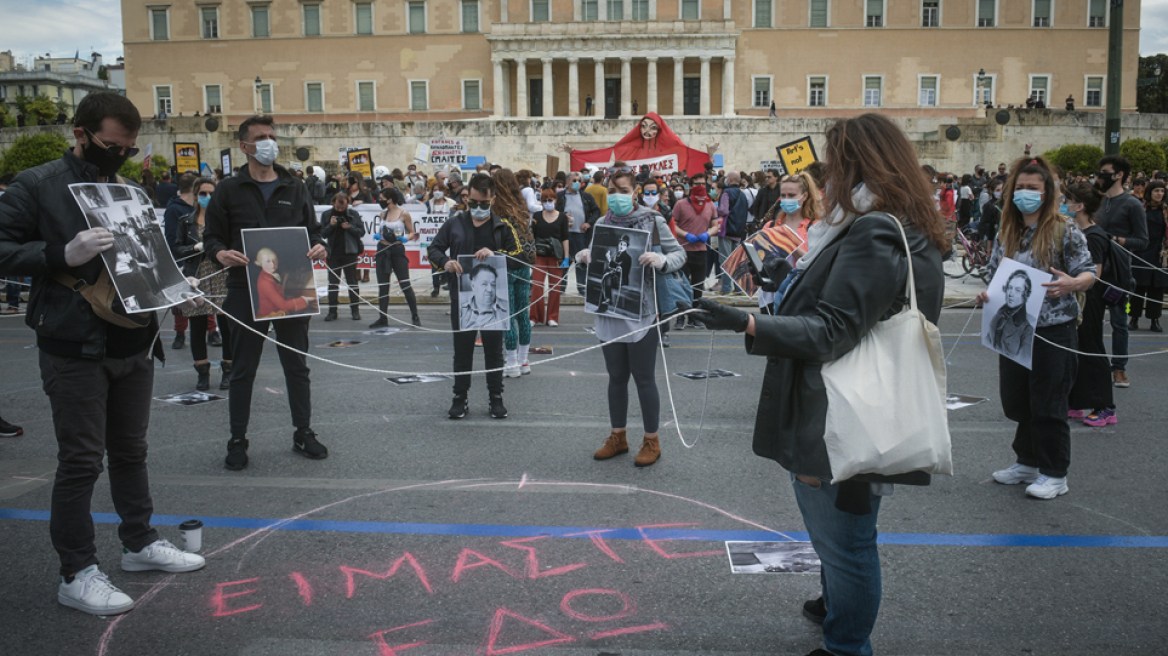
[458,254,510,331]
[981,258,1046,369]
[725,541,821,574]
[68,183,201,312]
[585,224,649,320]
[240,227,320,321]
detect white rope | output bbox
[1034,331,1168,358]
[945,305,978,361]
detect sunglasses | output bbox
[467,200,492,210]
[86,129,140,158]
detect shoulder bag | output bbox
[650,219,693,317]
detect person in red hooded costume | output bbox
[564,112,716,177]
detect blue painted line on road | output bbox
[2,508,1166,548]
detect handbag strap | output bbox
[864,212,918,313]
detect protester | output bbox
[321,193,365,322]
[715,171,749,294]
[577,165,686,467]
[1095,155,1147,388]
[492,169,535,377]
[154,170,178,208]
[978,178,1004,247]
[979,156,1096,499]
[172,176,234,391]
[749,169,781,221]
[530,188,569,327]
[763,172,824,259]
[671,170,719,328]
[585,171,609,215]
[0,91,205,615]
[427,173,523,419]
[346,172,373,205]
[957,174,975,228]
[306,166,327,204]
[204,114,330,471]
[559,171,601,296]
[372,187,421,328]
[1130,180,1167,332]
[165,172,220,349]
[429,182,457,215]
[517,169,542,214]
[688,113,947,656]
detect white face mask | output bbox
[673,190,684,199]
[247,139,278,166]
[643,193,659,206]
[432,191,444,200]
[542,202,556,211]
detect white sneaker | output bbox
[58,565,135,616]
[547,320,559,327]
[1026,475,1069,500]
[121,539,206,573]
[504,364,521,378]
[520,362,531,375]
[992,463,1040,485]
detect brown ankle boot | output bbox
[634,434,661,467]
[594,430,629,460]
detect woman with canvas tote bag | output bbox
[690,114,949,656]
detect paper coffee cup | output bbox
[179,519,203,553]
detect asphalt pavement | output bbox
[1,273,1166,656]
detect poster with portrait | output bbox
[585,225,649,320]
[457,255,510,331]
[174,143,201,173]
[346,148,374,180]
[68,183,201,313]
[981,258,1046,369]
[240,227,320,321]
[721,225,805,297]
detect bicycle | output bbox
[946,224,991,283]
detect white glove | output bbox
[639,251,665,269]
[194,242,204,252]
[575,249,592,265]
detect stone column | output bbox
[516,59,528,118]
[699,56,712,116]
[568,57,580,117]
[620,56,632,118]
[722,55,735,117]
[673,58,684,115]
[542,57,554,117]
[646,56,658,115]
[594,59,605,118]
[491,58,505,118]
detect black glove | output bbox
[689,298,751,333]
[759,257,793,293]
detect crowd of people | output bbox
[2,90,1168,656]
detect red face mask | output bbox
[689,185,709,211]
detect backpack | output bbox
[722,187,749,238]
[1081,224,1133,305]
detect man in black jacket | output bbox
[428,173,523,420]
[750,168,782,221]
[556,172,601,296]
[1095,154,1148,388]
[154,171,178,209]
[320,193,366,321]
[203,114,329,471]
[0,92,206,616]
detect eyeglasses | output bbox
[86,129,139,158]
[467,200,492,210]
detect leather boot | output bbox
[634,433,661,467]
[1152,318,1163,333]
[219,360,232,391]
[324,308,338,321]
[194,362,211,391]
[593,430,628,460]
[351,304,361,320]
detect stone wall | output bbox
[5,112,1168,176]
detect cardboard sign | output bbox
[220,149,231,175]
[414,143,430,163]
[313,202,448,270]
[776,137,818,175]
[546,155,560,179]
[346,148,374,179]
[760,159,786,176]
[174,143,201,173]
[429,138,467,166]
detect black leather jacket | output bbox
[320,207,366,258]
[746,213,944,486]
[172,210,212,278]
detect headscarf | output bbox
[688,185,709,212]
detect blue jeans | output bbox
[6,277,24,308]
[717,236,741,293]
[792,474,882,656]
[1108,300,1128,371]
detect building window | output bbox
[751,77,771,107]
[810,0,829,27]
[1030,75,1049,104]
[1033,0,1051,26]
[304,4,321,36]
[1088,0,1105,27]
[922,0,939,27]
[532,0,550,21]
[682,0,700,19]
[150,8,169,40]
[410,81,428,110]
[1086,77,1103,106]
[977,0,995,26]
[919,76,937,106]
[155,86,172,115]
[866,0,884,26]
[357,81,376,111]
[305,82,324,112]
[463,79,481,110]
[975,74,994,105]
[809,76,826,106]
[408,1,426,33]
[582,0,599,20]
[461,0,479,32]
[355,2,373,34]
[607,0,623,19]
[205,84,222,113]
[632,0,649,20]
[252,5,270,37]
[201,7,219,39]
[863,76,882,106]
[254,83,272,113]
[755,0,772,27]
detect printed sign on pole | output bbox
[776,137,818,176]
[760,159,786,176]
[414,143,430,163]
[346,148,374,179]
[174,143,201,173]
[220,149,231,175]
[429,138,467,166]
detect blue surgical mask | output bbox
[780,199,801,214]
[1012,189,1043,214]
[571,181,581,191]
[1059,203,1069,215]
[197,196,211,208]
[608,193,634,216]
[993,191,1002,199]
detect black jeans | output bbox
[1000,320,1077,478]
[1129,285,1164,320]
[327,254,361,307]
[190,315,233,362]
[450,309,504,396]
[40,348,158,577]
[1069,287,1113,411]
[224,288,312,436]
[377,245,418,318]
[600,329,661,433]
[683,250,706,303]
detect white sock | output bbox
[505,350,518,367]
[518,344,529,364]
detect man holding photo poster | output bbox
[204,115,329,471]
[0,92,206,616]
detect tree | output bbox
[0,132,70,174]
[97,66,108,81]
[1137,54,1168,114]
[0,104,12,128]
[1119,138,1166,176]
[117,154,169,183]
[1043,144,1105,176]
[14,94,58,124]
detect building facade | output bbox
[122,0,1140,123]
[0,53,122,119]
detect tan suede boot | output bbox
[593,430,629,460]
[634,434,661,467]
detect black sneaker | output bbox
[674,319,686,331]
[224,437,249,471]
[430,288,440,298]
[323,309,338,322]
[171,333,185,350]
[0,417,23,437]
[802,597,826,625]
[448,394,469,419]
[369,318,389,329]
[208,331,223,347]
[412,315,422,327]
[350,306,361,320]
[292,428,328,460]
[489,393,508,419]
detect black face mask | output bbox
[1095,172,1116,190]
[81,140,131,178]
[378,199,388,209]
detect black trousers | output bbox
[450,308,504,395]
[601,329,661,433]
[41,348,158,577]
[1000,320,1077,478]
[224,289,312,436]
[1069,287,1113,411]
[377,245,418,318]
[1129,285,1164,320]
[327,253,360,307]
[190,315,233,362]
[683,250,707,309]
